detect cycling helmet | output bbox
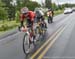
[48,8,52,11]
[21,7,29,14]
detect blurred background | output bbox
[0,0,75,33]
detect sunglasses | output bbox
[24,13,28,15]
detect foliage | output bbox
[2,0,17,20]
[52,3,58,10]
[0,0,7,20]
[45,0,52,8]
[16,0,41,11]
[0,21,19,31]
[61,3,75,8]
[15,11,20,23]
[25,1,41,11]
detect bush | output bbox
[0,23,18,31]
[0,24,8,31]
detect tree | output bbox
[2,0,17,20]
[16,0,30,11]
[45,0,52,8]
[2,0,12,7]
[0,0,7,20]
[26,1,41,11]
[16,0,41,11]
[61,3,75,9]
[52,3,58,10]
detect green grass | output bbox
[54,10,64,16]
[0,20,19,33]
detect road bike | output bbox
[20,25,36,55]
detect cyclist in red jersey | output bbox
[20,7,36,39]
[20,7,35,28]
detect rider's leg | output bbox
[50,16,53,23]
[41,16,47,28]
[27,19,36,40]
[52,17,53,23]
[31,21,36,39]
[48,16,50,23]
[45,22,47,28]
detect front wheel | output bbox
[23,33,30,55]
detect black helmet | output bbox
[48,8,52,11]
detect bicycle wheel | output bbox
[23,33,30,55]
[35,27,40,41]
[40,24,47,36]
[42,29,46,36]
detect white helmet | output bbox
[21,7,29,14]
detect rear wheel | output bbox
[40,23,47,37]
[35,27,40,41]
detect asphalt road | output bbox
[36,12,75,59]
[0,13,74,59]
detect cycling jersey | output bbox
[20,11,35,21]
[47,11,53,17]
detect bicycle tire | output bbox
[23,33,30,55]
[35,27,40,41]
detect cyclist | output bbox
[20,7,36,39]
[47,8,54,23]
[34,9,47,28]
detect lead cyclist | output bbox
[20,7,36,41]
